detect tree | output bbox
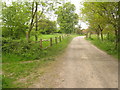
[2,2,31,39]
[28,1,37,42]
[38,19,56,34]
[81,2,118,47]
[81,2,108,40]
[27,0,58,42]
[55,2,78,34]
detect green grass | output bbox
[2,58,55,88]
[2,34,73,63]
[2,35,76,88]
[2,53,25,63]
[38,34,62,39]
[86,34,118,59]
[19,34,67,53]
[30,34,63,41]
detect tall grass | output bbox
[2,34,71,63]
[2,35,75,88]
[86,34,118,59]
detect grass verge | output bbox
[2,34,71,63]
[86,35,118,59]
[2,35,76,88]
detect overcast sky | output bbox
[69,0,88,29]
[47,0,88,29]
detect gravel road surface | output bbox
[30,36,118,88]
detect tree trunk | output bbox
[96,29,100,40]
[98,25,103,41]
[115,29,118,49]
[112,23,118,49]
[100,30,103,41]
[28,2,37,42]
[28,2,34,42]
[107,32,110,40]
[35,2,38,41]
[86,32,88,38]
[97,34,99,40]
[89,32,92,38]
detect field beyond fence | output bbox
[31,34,70,49]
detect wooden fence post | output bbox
[59,36,61,42]
[26,31,28,42]
[55,37,57,44]
[40,39,42,48]
[50,38,52,46]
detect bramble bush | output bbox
[2,37,45,62]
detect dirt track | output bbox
[30,36,118,88]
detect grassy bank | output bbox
[2,35,75,88]
[86,34,118,59]
[2,34,67,63]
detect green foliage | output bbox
[2,2,31,39]
[2,34,73,63]
[75,27,83,35]
[2,75,16,88]
[55,2,78,34]
[81,2,118,49]
[38,19,57,34]
[2,36,74,88]
[81,2,118,40]
[2,37,43,63]
[86,35,118,59]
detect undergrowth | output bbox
[86,34,118,59]
[2,35,75,88]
